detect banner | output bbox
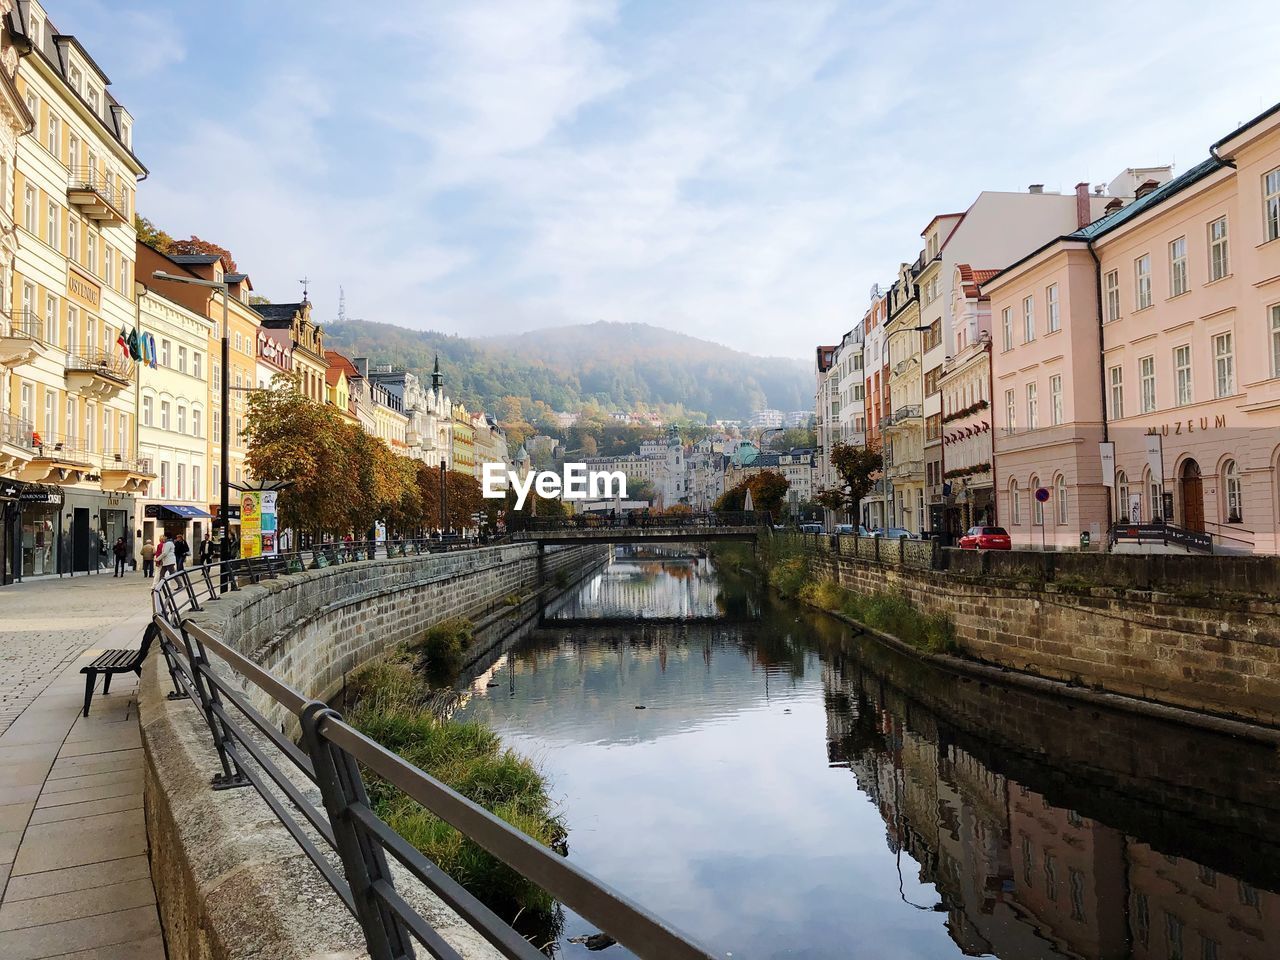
[1099,442,1115,488]
[260,491,278,555]
[1144,433,1164,486]
[240,491,262,558]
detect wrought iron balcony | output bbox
[0,309,48,367]
[18,433,94,484]
[66,166,128,223]
[100,450,155,493]
[886,457,924,479]
[883,404,923,429]
[65,349,134,400]
[0,410,35,474]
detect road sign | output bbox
[1034,487,1050,503]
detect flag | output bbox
[126,328,141,361]
[138,331,150,367]
[146,333,158,369]
[116,327,129,358]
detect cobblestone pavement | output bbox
[0,572,155,736]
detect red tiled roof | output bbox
[324,350,360,378]
[957,264,998,300]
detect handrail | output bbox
[509,511,767,533]
[151,549,715,959]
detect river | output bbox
[452,548,1280,959]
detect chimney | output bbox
[1134,178,1160,200]
[1105,197,1124,214]
[1028,184,1044,194]
[1075,182,1092,228]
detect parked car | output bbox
[834,523,856,535]
[873,527,916,540]
[798,522,824,534]
[958,525,1012,550]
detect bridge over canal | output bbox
[508,511,767,546]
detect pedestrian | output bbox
[112,536,127,577]
[156,537,176,581]
[140,539,155,578]
[174,533,190,571]
[198,533,214,565]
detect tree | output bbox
[817,441,883,517]
[169,235,238,273]
[579,434,598,457]
[714,470,789,516]
[135,215,174,252]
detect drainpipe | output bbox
[986,339,998,527]
[1087,238,1113,540]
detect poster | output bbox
[240,491,262,558]
[260,491,278,555]
[1099,442,1115,488]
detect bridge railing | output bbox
[150,555,715,960]
[510,510,769,533]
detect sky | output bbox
[51,0,1280,359]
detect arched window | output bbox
[1010,479,1022,525]
[1115,470,1131,522]
[1144,468,1162,522]
[1055,474,1068,525]
[1223,460,1243,523]
[1031,474,1044,526]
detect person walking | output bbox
[173,533,190,571]
[156,537,176,581]
[197,533,214,566]
[140,539,155,578]
[112,536,127,577]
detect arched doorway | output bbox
[1180,459,1204,532]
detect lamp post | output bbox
[153,270,231,591]
[882,323,932,532]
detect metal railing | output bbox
[10,308,46,342]
[509,510,768,533]
[67,165,128,216]
[65,348,134,384]
[1,410,34,447]
[883,405,922,427]
[151,552,715,960]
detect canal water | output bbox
[453,549,1280,959]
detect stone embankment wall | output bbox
[792,534,1280,726]
[139,542,607,960]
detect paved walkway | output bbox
[0,574,165,959]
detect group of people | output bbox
[111,532,225,581]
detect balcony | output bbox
[0,310,47,367]
[67,167,128,224]
[886,458,924,480]
[882,404,923,431]
[0,410,35,475]
[65,349,134,400]
[16,435,94,485]
[100,452,155,494]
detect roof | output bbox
[169,254,223,266]
[325,350,360,379]
[957,264,999,300]
[224,273,249,284]
[1069,156,1224,241]
[253,303,305,326]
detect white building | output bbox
[747,408,783,430]
[135,287,214,546]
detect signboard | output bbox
[260,491,278,555]
[1099,442,1115,488]
[1144,433,1164,489]
[240,492,262,558]
[66,265,101,311]
[1034,487,1050,503]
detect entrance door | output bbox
[1180,460,1204,532]
[72,507,91,572]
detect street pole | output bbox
[219,290,230,592]
[439,458,448,534]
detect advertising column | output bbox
[240,491,261,558]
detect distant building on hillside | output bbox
[748,408,784,430]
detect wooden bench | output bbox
[81,623,158,716]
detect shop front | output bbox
[0,480,67,583]
[59,488,135,575]
[142,503,212,546]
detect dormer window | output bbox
[68,65,83,94]
[121,120,131,148]
[29,15,43,47]
[88,87,100,116]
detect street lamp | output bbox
[153,270,232,591]
[881,323,932,532]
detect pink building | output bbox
[985,102,1280,554]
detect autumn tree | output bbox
[134,215,174,252]
[169,236,238,273]
[714,470,790,516]
[817,441,883,518]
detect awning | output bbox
[148,503,212,520]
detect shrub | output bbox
[413,617,474,676]
[771,556,810,598]
[798,578,959,655]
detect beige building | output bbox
[1,1,149,579]
[882,260,926,532]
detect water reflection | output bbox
[454,554,1280,959]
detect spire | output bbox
[431,353,443,393]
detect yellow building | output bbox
[882,260,928,533]
[1,3,150,580]
[450,401,475,475]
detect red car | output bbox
[958,525,1012,550]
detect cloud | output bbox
[117,0,1280,358]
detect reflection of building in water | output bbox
[547,558,723,620]
[821,661,1280,960]
[1127,840,1280,960]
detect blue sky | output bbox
[53,0,1280,358]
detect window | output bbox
[1023,296,1035,342]
[1209,217,1228,280]
[87,229,96,272]
[46,114,58,156]
[1109,365,1124,419]
[1213,332,1234,397]
[65,396,75,442]
[1165,912,1184,960]
[1223,460,1242,522]
[1116,470,1131,521]
[28,14,41,47]
[1104,270,1120,321]
[1031,475,1044,524]
[84,404,94,452]
[177,345,187,374]
[160,339,171,367]
[1005,388,1016,432]
[1272,304,1280,378]
[46,200,58,248]
[1056,475,1068,524]
[1046,283,1060,332]
[1140,355,1157,413]
[1026,382,1039,429]
[68,217,78,261]
[160,400,170,431]
[160,461,168,497]
[1010,479,1021,525]
[88,86,100,116]
[1174,344,1193,406]
[192,408,202,438]
[104,246,113,285]
[1050,374,1063,425]
[42,390,52,437]
[118,415,126,453]
[1069,868,1086,922]
[1135,255,1152,309]
[23,184,35,232]
[142,395,153,426]
[212,411,220,444]
[1266,167,1280,242]
[65,306,77,353]
[1001,307,1013,351]
[1043,853,1058,901]
[21,382,33,425]
[193,466,202,502]
[44,294,57,345]
[68,132,79,167]
[1148,471,1163,522]
[1169,237,1188,296]
[234,332,243,353]
[193,351,203,380]
[177,405,186,435]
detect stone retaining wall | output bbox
[792,536,1280,726]
[139,542,607,960]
